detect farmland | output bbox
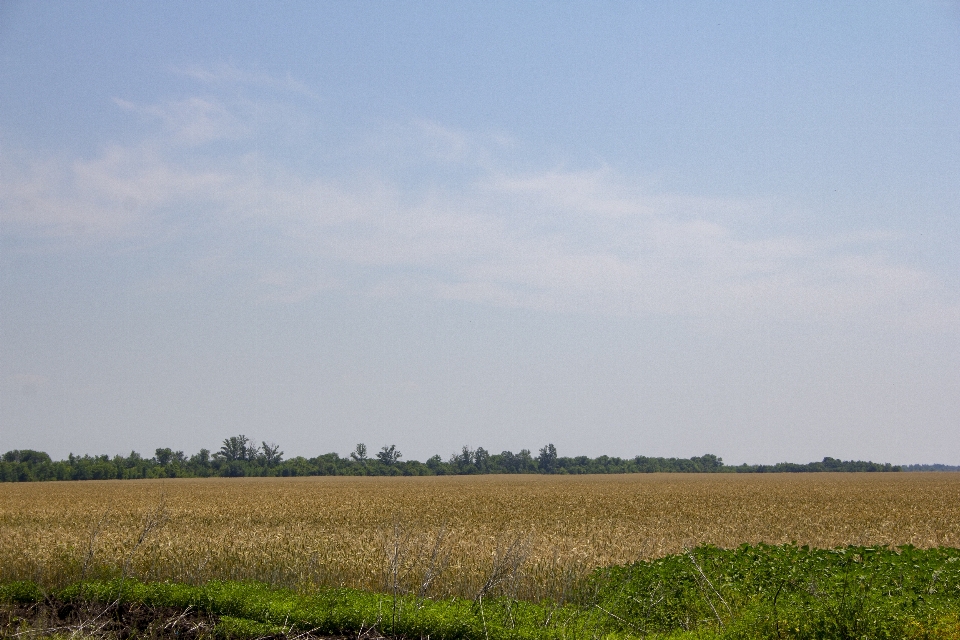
[2,472,959,602]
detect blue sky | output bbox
[1,2,959,464]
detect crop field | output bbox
[2,473,959,603]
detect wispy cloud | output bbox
[3,67,956,328]
[113,97,248,145]
[172,63,323,103]
[1,143,235,239]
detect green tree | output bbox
[350,443,368,464]
[190,448,211,468]
[260,442,283,466]
[2,450,52,465]
[376,444,401,465]
[537,443,558,473]
[451,446,475,474]
[426,454,447,474]
[155,447,174,466]
[219,435,250,461]
[473,447,490,473]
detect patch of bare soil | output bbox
[0,598,219,640]
[0,600,385,640]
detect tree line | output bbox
[0,437,901,482]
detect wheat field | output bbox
[1,473,958,601]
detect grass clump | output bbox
[0,581,44,604]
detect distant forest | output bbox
[902,463,960,472]
[0,436,908,482]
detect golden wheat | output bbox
[1,473,958,601]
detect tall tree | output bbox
[538,443,558,473]
[376,445,401,465]
[350,443,368,464]
[220,435,250,461]
[261,442,283,466]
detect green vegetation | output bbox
[905,464,960,472]
[0,438,900,482]
[3,544,959,639]
[589,544,960,638]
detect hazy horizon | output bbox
[4,440,954,469]
[2,3,958,465]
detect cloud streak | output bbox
[3,72,956,329]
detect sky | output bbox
[1,2,959,465]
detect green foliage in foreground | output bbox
[3,544,960,639]
[590,544,960,639]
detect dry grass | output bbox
[2,473,959,601]
[0,599,221,640]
